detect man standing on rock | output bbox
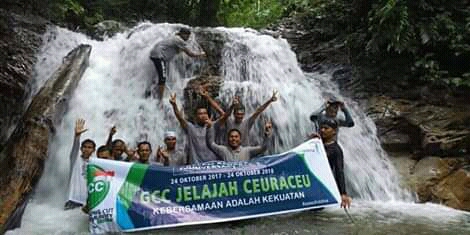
[149,27,206,100]
[65,118,95,210]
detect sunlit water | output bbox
[6,24,470,235]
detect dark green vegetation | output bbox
[3,0,470,93]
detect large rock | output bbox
[367,95,470,157]
[432,168,470,211]
[183,75,224,122]
[0,44,92,232]
[412,156,470,211]
[0,9,47,150]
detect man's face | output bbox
[233,110,245,123]
[196,108,209,124]
[138,144,152,162]
[320,125,336,141]
[228,130,241,149]
[164,137,177,150]
[180,33,190,41]
[112,141,125,158]
[325,103,339,117]
[81,143,95,159]
[97,150,112,160]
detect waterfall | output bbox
[7,23,411,234]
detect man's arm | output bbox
[338,103,355,127]
[333,144,347,195]
[69,119,87,180]
[247,121,273,158]
[199,86,225,116]
[206,121,229,161]
[248,90,278,125]
[169,93,188,130]
[182,47,205,58]
[105,126,116,148]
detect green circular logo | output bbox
[87,164,112,209]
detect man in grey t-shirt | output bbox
[220,90,278,146]
[206,119,273,162]
[149,27,206,99]
[169,93,219,164]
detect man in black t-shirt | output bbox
[313,118,352,208]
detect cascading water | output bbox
[6,24,470,235]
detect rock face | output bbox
[367,96,470,211]
[0,44,92,232]
[0,9,47,150]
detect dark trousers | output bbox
[150,57,167,85]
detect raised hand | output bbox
[109,126,117,136]
[169,93,177,106]
[232,96,240,107]
[197,85,209,97]
[75,118,88,136]
[205,117,213,128]
[270,89,279,102]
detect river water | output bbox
[6,24,470,235]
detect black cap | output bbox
[178,27,191,35]
[320,118,338,129]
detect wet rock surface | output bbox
[0,8,47,150]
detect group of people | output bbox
[65,27,356,214]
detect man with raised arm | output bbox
[220,90,278,146]
[309,96,354,137]
[169,93,219,164]
[149,27,206,99]
[65,118,96,210]
[206,119,273,162]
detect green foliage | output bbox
[219,0,284,28]
[366,0,470,89]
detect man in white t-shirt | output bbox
[64,118,95,210]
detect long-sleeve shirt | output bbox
[324,142,347,195]
[67,135,88,205]
[309,104,354,138]
[206,126,270,162]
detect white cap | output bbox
[163,131,176,139]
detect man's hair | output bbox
[227,128,242,137]
[178,27,191,35]
[81,139,96,148]
[194,105,208,114]
[234,104,246,113]
[137,141,152,151]
[97,145,111,153]
[112,139,125,147]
